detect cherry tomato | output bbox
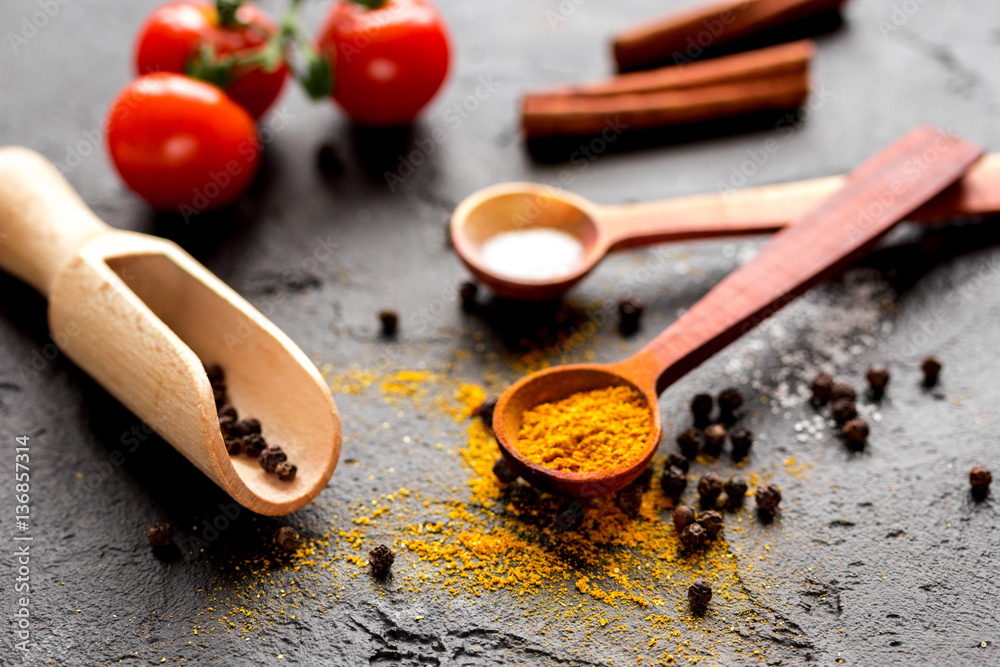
[106,73,260,212]
[134,1,287,119]
[317,0,451,126]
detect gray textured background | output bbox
[1,0,999,664]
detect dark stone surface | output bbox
[2,0,1000,664]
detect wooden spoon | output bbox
[452,153,1000,300]
[0,147,341,516]
[492,127,982,498]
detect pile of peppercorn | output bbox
[207,363,297,482]
[675,387,753,461]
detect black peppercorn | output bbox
[679,522,707,552]
[275,461,297,481]
[368,544,395,576]
[213,385,227,408]
[866,365,890,398]
[696,510,723,539]
[969,466,992,491]
[459,281,479,312]
[724,476,748,508]
[691,393,713,426]
[217,404,238,424]
[231,418,261,438]
[921,356,942,387]
[665,453,690,474]
[477,397,497,428]
[147,522,174,547]
[676,428,702,459]
[673,505,695,533]
[717,387,743,421]
[379,309,399,337]
[660,465,687,499]
[617,297,644,336]
[703,424,727,457]
[634,464,655,490]
[259,445,287,473]
[697,473,723,506]
[492,456,519,484]
[755,483,782,512]
[204,363,225,385]
[842,418,869,446]
[553,500,585,532]
[810,372,834,405]
[242,433,266,457]
[831,398,857,424]
[276,526,300,552]
[830,381,857,403]
[688,579,712,608]
[729,426,753,461]
[224,436,242,455]
[616,483,644,517]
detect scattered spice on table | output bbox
[717,387,743,421]
[755,483,782,512]
[866,364,890,398]
[680,522,707,552]
[665,452,690,473]
[275,526,300,552]
[147,522,174,547]
[368,544,395,577]
[513,385,652,473]
[688,580,713,609]
[616,483,645,517]
[617,297,644,336]
[921,355,942,387]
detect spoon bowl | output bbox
[492,362,660,498]
[452,155,1000,300]
[451,182,605,300]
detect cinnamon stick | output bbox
[527,40,812,101]
[522,71,809,140]
[613,0,847,72]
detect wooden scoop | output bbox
[0,147,341,516]
[492,127,982,498]
[452,153,1000,300]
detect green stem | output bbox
[216,0,244,26]
[348,0,388,8]
[280,0,334,99]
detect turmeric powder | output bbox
[514,385,653,473]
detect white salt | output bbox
[479,228,584,281]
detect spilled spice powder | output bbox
[514,386,652,473]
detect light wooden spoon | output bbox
[0,147,341,516]
[452,153,1000,300]
[492,127,982,498]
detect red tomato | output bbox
[134,1,287,119]
[317,0,451,126]
[106,73,260,212]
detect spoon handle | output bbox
[596,153,1000,251]
[623,127,982,394]
[0,146,111,297]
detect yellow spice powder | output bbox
[515,385,652,473]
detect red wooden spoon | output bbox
[492,127,983,498]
